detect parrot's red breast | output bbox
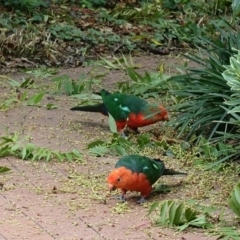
[71,90,169,134]
[115,106,169,132]
[107,155,186,203]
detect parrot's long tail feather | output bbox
[93,92,102,96]
[70,103,108,116]
[153,159,187,176]
[94,89,111,96]
[163,169,187,175]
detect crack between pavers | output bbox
[3,158,57,240]
[0,232,8,240]
[53,163,107,240]
[5,157,106,240]
[0,193,56,240]
[20,108,35,136]
[54,115,108,239]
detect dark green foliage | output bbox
[162,0,232,15]
[165,22,240,168]
[0,0,49,11]
[0,0,238,68]
[169,23,240,142]
[50,24,82,41]
[55,0,107,8]
[79,0,107,8]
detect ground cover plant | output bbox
[1,0,240,239]
[0,0,239,70]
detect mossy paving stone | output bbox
[0,159,103,239]
[1,189,101,239]
[4,157,68,191]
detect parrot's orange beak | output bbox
[108,183,116,191]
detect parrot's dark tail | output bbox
[70,103,108,116]
[94,89,111,96]
[163,169,187,176]
[153,158,187,176]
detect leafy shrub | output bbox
[50,24,82,41]
[0,0,49,11]
[55,0,107,8]
[198,48,240,167]
[98,55,170,98]
[0,132,82,162]
[214,48,240,163]
[148,200,211,231]
[79,0,107,8]
[168,23,240,142]
[109,1,167,22]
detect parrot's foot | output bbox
[122,128,140,137]
[137,197,146,204]
[100,118,105,127]
[130,128,140,135]
[120,131,128,139]
[116,195,126,202]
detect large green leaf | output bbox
[108,113,118,133]
[27,92,45,106]
[0,166,11,174]
[149,200,209,231]
[228,182,240,217]
[232,0,240,16]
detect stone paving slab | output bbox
[0,61,219,239]
[0,158,217,240]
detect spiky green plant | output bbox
[0,166,10,174]
[148,200,211,231]
[228,182,240,218]
[168,23,240,143]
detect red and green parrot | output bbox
[107,154,187,203]
[71,89,169,134]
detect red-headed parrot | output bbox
[71,89,169,133]
[107,154,186,203]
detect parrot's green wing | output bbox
[115,154,165,185]
[100,89,148,121]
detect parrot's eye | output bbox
[117,177,121,182]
